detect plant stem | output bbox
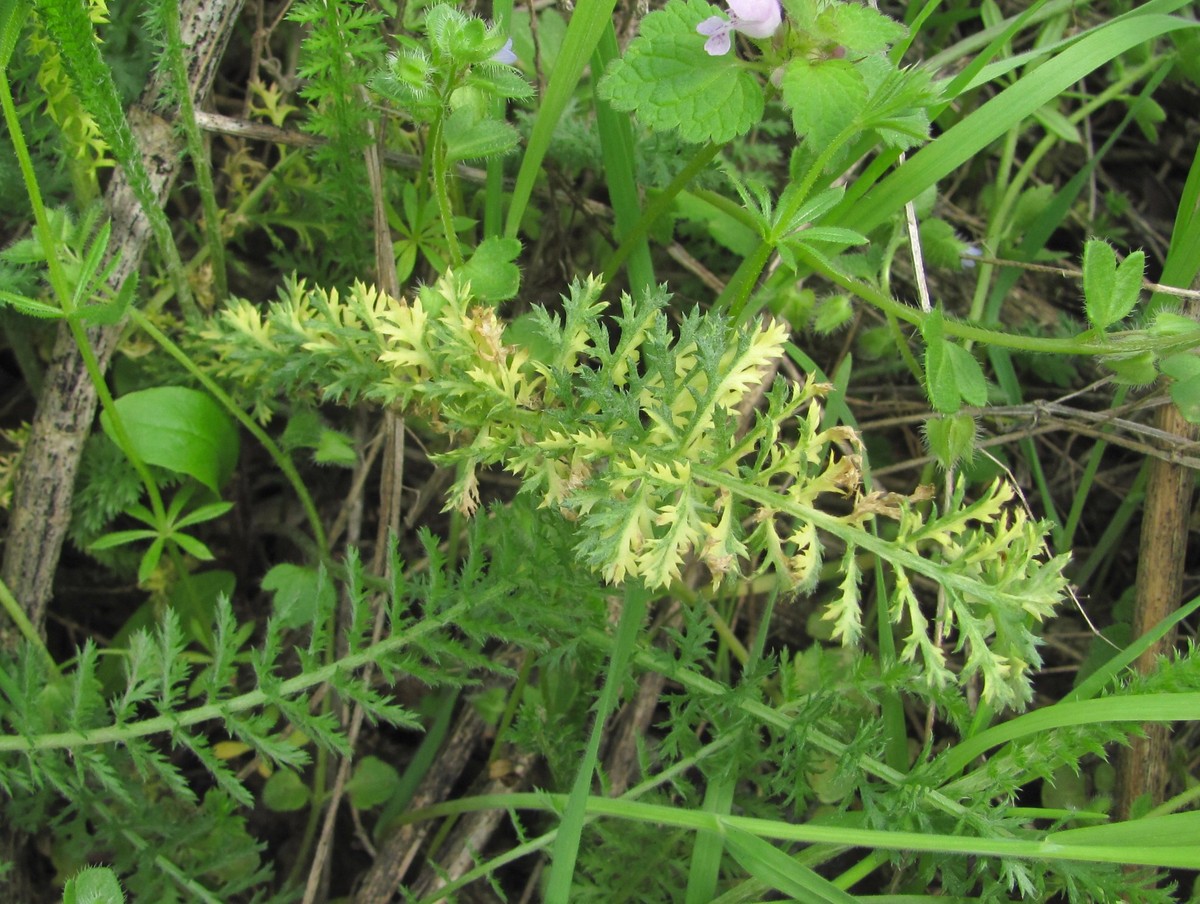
[795,244,1200,357]
[0,598,473,756]
[3,64,168,527]
[393,790,1200,870]
[428,109,464,268]
[161,0,228,303]
[0,577,58,674]
[602,142,720,282]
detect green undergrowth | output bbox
[1,0,1199,901]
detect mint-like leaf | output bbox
[823,4,906,53]
[597,0,764,144]
[781,58,866,148]
[444,106,521,162]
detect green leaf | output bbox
[837,10,1199,237]
[171,532,216,561]
[262,768,310,812]
[918,218,971,270]
[856,57,936,150]
[314,429,357,466]
[787,226,866,246]
[466,65,534,102]
[925,413,978,469]
[262,563,335,630]
[1161,352,1200,423]
[1083,239,1144,330]
[77,272,136,326]
[0,0,30,72]
[596,0,764,145]
[1033,104,1081,143]
[345,755,401,809]
[89,529,158,550]
[1148,311,1200,338]
[781,58,866,149]
[175,501,235,530]
[505,0,618,237]
[460,236,522,302]
[0,290,65,319]
[61,866,126,904]
[1103,350,1158,386]
[101,386,239,493]
[772,185,846,239]
[723,826,859,903]
[822,4,906,54]
[811,294,852,335]
[136,536,166,585]
[923,312,988,413]
[443,106,521,162]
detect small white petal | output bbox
[727,0,781,38]
[703,29,732,55]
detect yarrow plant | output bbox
[2,0,1200,900]
[696,0,782,56]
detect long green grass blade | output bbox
[723,827,859,903]
[686,782,735,903]
[399,790,1200,870]
[504,0,618,239]
[838,11,1200,237]
[592,23,654,296]
[939,694,1200,776]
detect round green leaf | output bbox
[461,236,523,302]
[345,755,401,809]
[262,769,310,812]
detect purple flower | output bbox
[492,37,517,65]
[696,0,782,56]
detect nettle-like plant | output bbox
[599,0,933,150]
